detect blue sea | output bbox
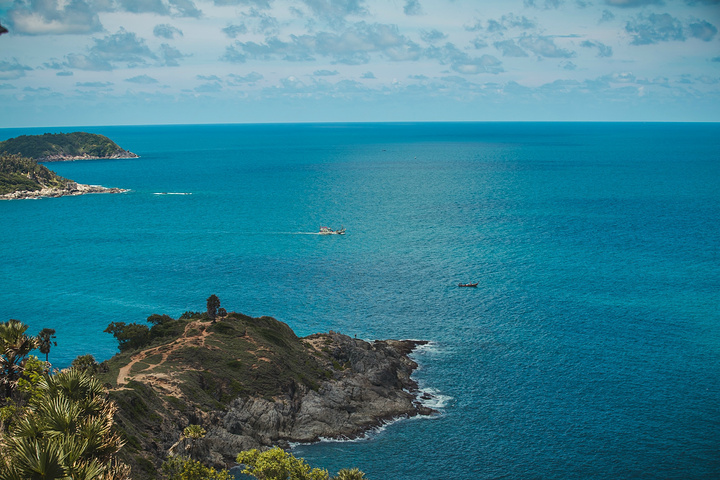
[1,122,719,479]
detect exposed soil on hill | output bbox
[100,312,433,479]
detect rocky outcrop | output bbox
[39,151,139,162]
[0,181,128,200]
[160,335,431,469]
[104,314,436,476]
[181,335,434,468]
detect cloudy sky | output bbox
[1,0,719,127]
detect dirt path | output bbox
[115,320,214,391]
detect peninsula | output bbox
[98,307,435,478]
[0,131,135,199]
[0,131,138,161]
[0,152,127,199]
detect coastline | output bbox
[0,182,129,200]
[196,335,437,467]
[101,316,439,474]
[39,152,139,162]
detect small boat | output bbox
[458,283,478,287]
[319,226,345,235]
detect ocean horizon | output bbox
[2,121,719,479]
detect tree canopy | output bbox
[0,319,40,399]
[0,368,129,480]
[0,132,136,161]
[0,153,69,195]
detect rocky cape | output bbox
[0,181,128,200]
[99,313,435,477]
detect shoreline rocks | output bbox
[171,334,436,469]
[0,182,129,200]
[39,152,139,162]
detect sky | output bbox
[0,0,719,127]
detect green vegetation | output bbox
[0,132,136,161]
[0,314,370,479]
[0,319,129,479]
[162,456,232,480]
[0,369,129,480]
[206,294,220,320]
[96,298,347,476]
[104,313,187,353]
[0,319,40,399]
[237,448,367,480]
[160,448,367,480]
[38,327,57,363]
[0,153,69,195]
[71,354,109,376]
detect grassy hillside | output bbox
[0,153,69,194]
[96,312,336,478]
[0,132,136,161]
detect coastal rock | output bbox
[104,316,435,474]
[0,182,128,200]
[185,335,433,468]
[39,151,139,162]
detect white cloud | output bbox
[404,0,422,16]
[126,74,159,84]
[518,35,575,58]
[154,24,184,39]
[0,58,32,79]
[8,0,102,35]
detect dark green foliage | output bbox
[104,322,151,352]
[147,314,173,326]
[0,132,134,160]
[162,456,232,480]
[0,153,69,194]
[0,319,40,400]
[226,359,242,369]
[148,314,185,340]
[206,295,220,320]
[70,354,108,376]
[211,322,234,335]
[0,368,129,479]
[105,315,187,352]
[37,328,56,363]
[179,311,203,320]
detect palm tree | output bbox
[333,468,367,480]
[0,368,129,480]
[182,424,207,460]
[0,319,40,399]
[37,328,57,363]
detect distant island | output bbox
[0,131,138,162]
[97,300,435,477]
[0,132,133,199]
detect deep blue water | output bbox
[1,122,719,479]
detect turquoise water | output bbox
[1,123,719,479]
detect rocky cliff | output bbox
[99,313,434,478]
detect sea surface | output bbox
[1,122,719,479]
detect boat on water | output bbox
[319,226,345,235]
[458,283,478,287]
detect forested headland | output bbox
[0,132,138,162]
[0,296,429,479]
